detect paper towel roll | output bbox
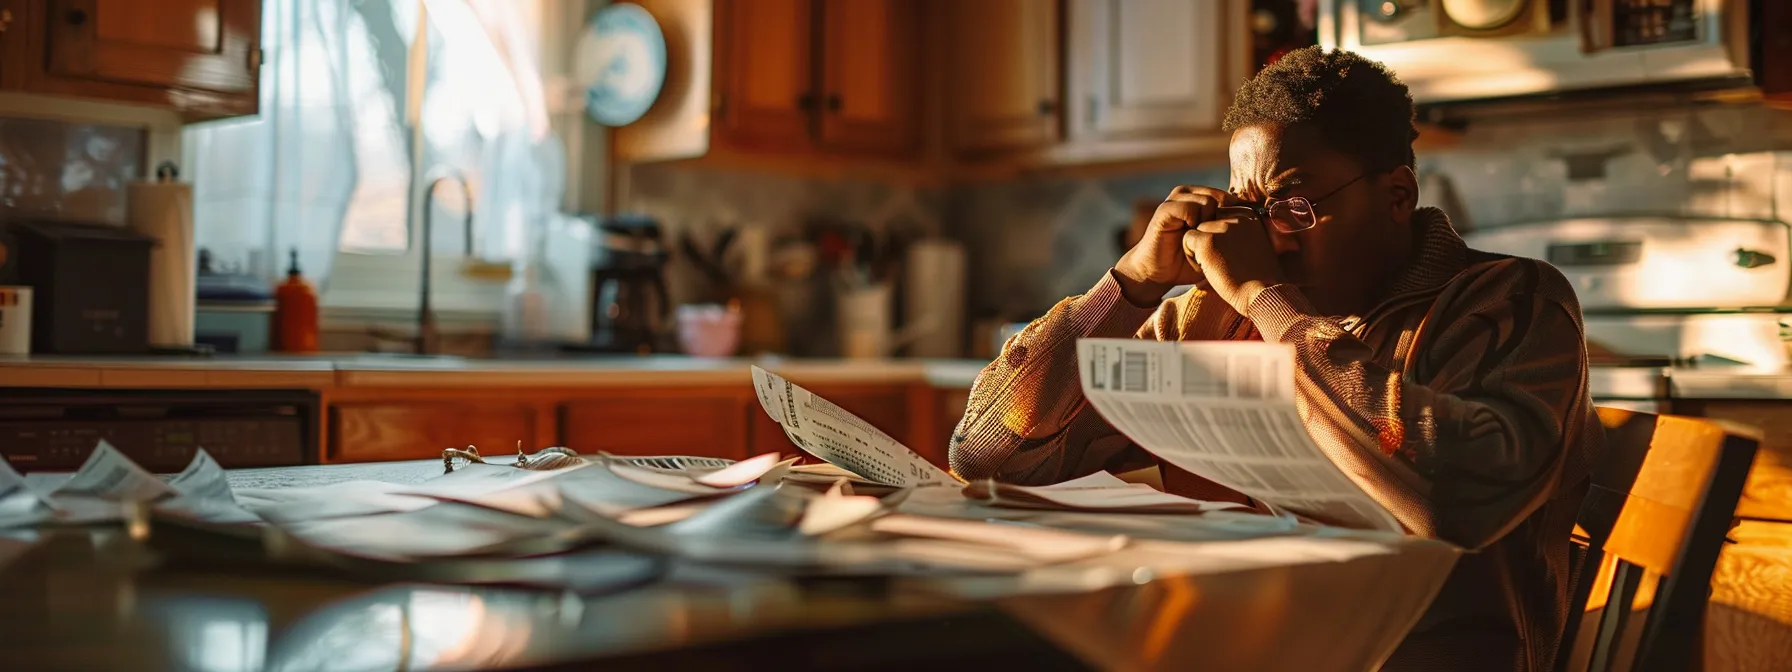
[129,166,196,348]
[904,238,966,358]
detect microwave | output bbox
[1319,0,1775,105]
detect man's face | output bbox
[1227,123,1412,315]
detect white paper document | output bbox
[751,366,959,487]
[0,457,49,527]
[167,450,235,503]
[1076,339,1402,532]
[157,450,263,524]
[964,471,1246,514]
[52,441,179,502]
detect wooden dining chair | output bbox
[1554,408,1761,672]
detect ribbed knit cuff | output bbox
[1244,283,1318,344]
[1074,269,1159,338]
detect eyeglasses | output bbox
[1223,173,1368,234]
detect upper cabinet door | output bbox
[815,0,920,156]
[714,0,816,151]
[945,0,1061,156]
[1068,0,1231,140]
[45,0,260,95]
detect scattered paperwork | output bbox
[1077,339,1402,532]
[751,366,960,487]
[0,458,47,526]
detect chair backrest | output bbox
[1555,408,1760,672]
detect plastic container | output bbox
[271,248,319,353]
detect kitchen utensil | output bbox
[679,226,739,295]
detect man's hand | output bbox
[1183,207,1286,313]
[1114,186,1229,306]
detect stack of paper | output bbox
[1076,338,1403,532]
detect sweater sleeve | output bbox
[1243,258,1593,548]
[948,270,1249,485]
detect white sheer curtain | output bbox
[184,0,564,289]
[184,0,357,285]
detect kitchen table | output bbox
[0,459,1459,671]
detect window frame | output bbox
[302,0,598,327]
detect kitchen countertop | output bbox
[12,354,1792,399]
[0,354,993,390]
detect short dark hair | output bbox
[1222,46,1419,171]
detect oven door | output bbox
[1460,217,1792,311]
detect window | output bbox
[184,0,572,314]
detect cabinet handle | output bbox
[796,92,816,110]
[65,8,87,25]
[826,94,842,113]
[1037,99,1055,116]
[0,9,12,33]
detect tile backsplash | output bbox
[0,116,145,226]
[617,161,947,305]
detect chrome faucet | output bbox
[370,166,475,355]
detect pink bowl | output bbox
[676,304,743,358]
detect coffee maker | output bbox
[568,215,670,354]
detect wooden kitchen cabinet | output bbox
[561,392,752,460]
[623,0,922,164]
[816,0,920,155]
[943,0,1061,157]
[21,0,261,119]
[713,0,814,151]
[330,401,543,463]
[1066,0,1230,140]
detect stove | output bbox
[1463,215,1792,412]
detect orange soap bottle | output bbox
[272,248,319,353]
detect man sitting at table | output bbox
[950,46,1602,671]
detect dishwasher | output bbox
[0,388,318,473]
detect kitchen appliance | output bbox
[573,214,670,354]
[1320,0,1779,105]
[9,221,154,354]
[1462,215,1792,412]
[194,248,275,354]
[0,389,317,473]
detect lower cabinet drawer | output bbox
[330,401,541,462]
[560,394,751,460]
